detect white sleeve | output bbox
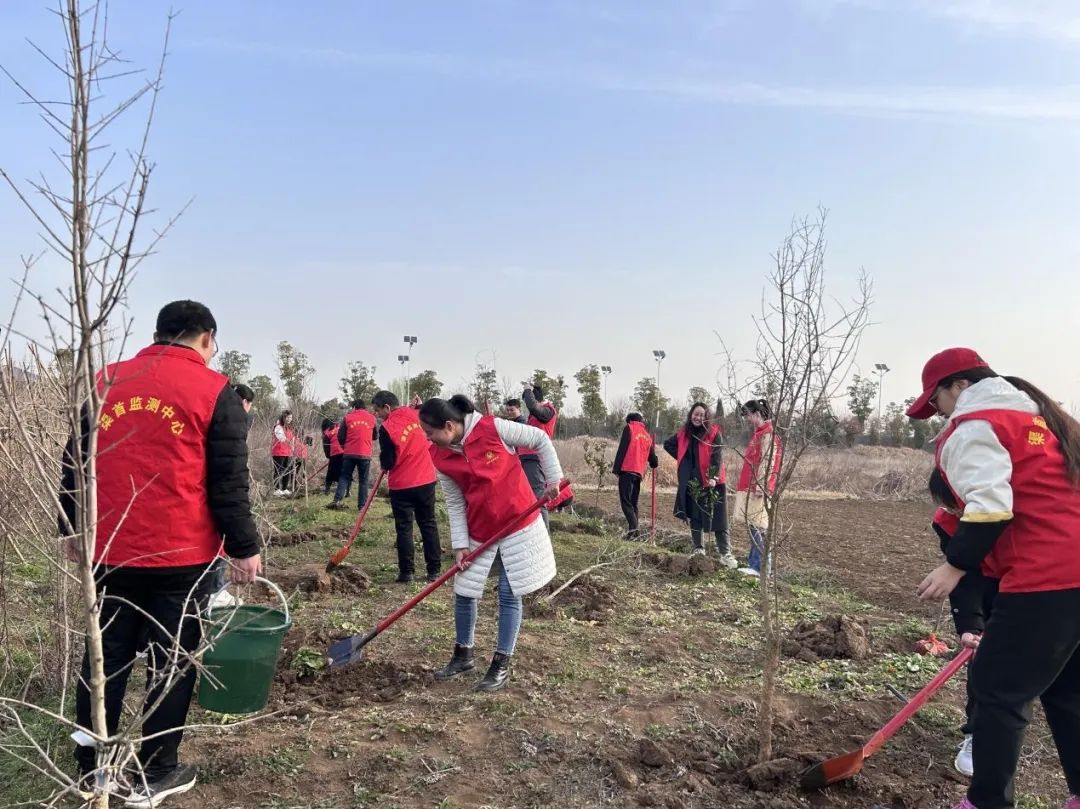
[494,418,563,485]
[435,470,472,550]
[273,425,287,442]
[940,420,1014,523]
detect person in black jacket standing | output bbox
[611,412,658,539]
[60,300,261,806]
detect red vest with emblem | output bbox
[676,424,726,486]
[383,406,437,490]
[620,421,655,475]
[518,403,558,458]
[95,344,229,568]
[937,409,1080,593]
[431,416,537,541]
[737,422,779,493]
[271,426,294,457]
[324,425,344,456]
[342,408,376,457]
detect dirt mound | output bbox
[641,551,716,577]
[524,574,616,623]
[277,658,425,710]
[273,530,326,547]
[260,563,371,598]
[782,615,870,662]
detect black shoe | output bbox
[434,643,475,681]
[325,501,343,510]
[395,573,414,584]
[125,764,197,808]
[476,652,511,693]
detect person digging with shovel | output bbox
[909,347,1080,809]
[419,394,563,693]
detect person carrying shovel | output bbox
[908,347,1080,809]
[419,395,563,693]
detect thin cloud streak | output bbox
[183,37,1080,123]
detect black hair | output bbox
[320,417,334,431]
[155,300,216,342]
[233,383,254,403]
[626,412,644,423]
[372,390,399,410]
[928,468,958,509]
[740,399,772,420]
[419,395,477,429]
[505,398,522,408]
[278,410,292,426]
[350,399,366,409]
[684,402,710,433]
[940,367,1080,486]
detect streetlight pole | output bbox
[403,335,417,399]
[874,363,890,424]
[652,350,666,430]
[600,365,612,410]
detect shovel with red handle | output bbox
[800,646,973,789]
[326,480,568,669]
[325,470,386,573]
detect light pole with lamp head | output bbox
[874,363,890,425]
[652,350,666,430]
[402,335,417,399]
[600,365,612,410]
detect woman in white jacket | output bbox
[419,395,562,693]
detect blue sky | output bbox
[2,1,1079,412]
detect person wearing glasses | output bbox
[908,347,1080,809]
[60,299,261,805]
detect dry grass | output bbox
[553,438,932,501]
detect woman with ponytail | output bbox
[733,399,781,577]
[908,348,1080,809]
[419,394,563,693]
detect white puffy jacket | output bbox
[437,413,563,598]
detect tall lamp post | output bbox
[874,363,890,424]
[600,365,612,409]
[652,350,666,430]
[402,335,417,399]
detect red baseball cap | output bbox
[906,347,991,420]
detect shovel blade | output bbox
[800,748,866,789]
[326,635,366,669]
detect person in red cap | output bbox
[908,347,1080,809]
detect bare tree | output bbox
[720,209,871,762]
[0,3,194,804]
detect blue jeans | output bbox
[454,556,522,656]
[335,456,370,508]
[747,525,770,573]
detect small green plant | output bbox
[291,646,327,678]
[582,438,609,507]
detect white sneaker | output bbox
[273,489,285,497]
[282,489,292,496]
[691,548,706,557]
[954,734,973,777]
[738,567,760,577]
[718,552,739,569]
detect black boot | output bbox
[434,644,474,681]
[476,652,511,693]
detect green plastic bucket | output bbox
[197,577,291,714]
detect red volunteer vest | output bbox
[342,408,376,457]
[933,506,961,537]
[324,425,344,456]
[936,409,1080,593]
[95,344,228,568]
[518,403,558,458]
[620,421,655,475]
[383,406,437,490]
[676,424,726,486]
[431,416,537,541]
[737,422,780,493]
[270,426,294,457]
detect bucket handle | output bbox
[214,575,291,627]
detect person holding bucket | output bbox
[419,395,562,693]
[59,300,261,806]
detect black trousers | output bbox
[272,456,293,491]
[967,587,1080,809]
[325,454,344,495]
[958,575,1000,735]
[75,566,210,778]
[390,482,442,577]
[618,472,642,532]
[687,484,729,553]
[521,456,548,529]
